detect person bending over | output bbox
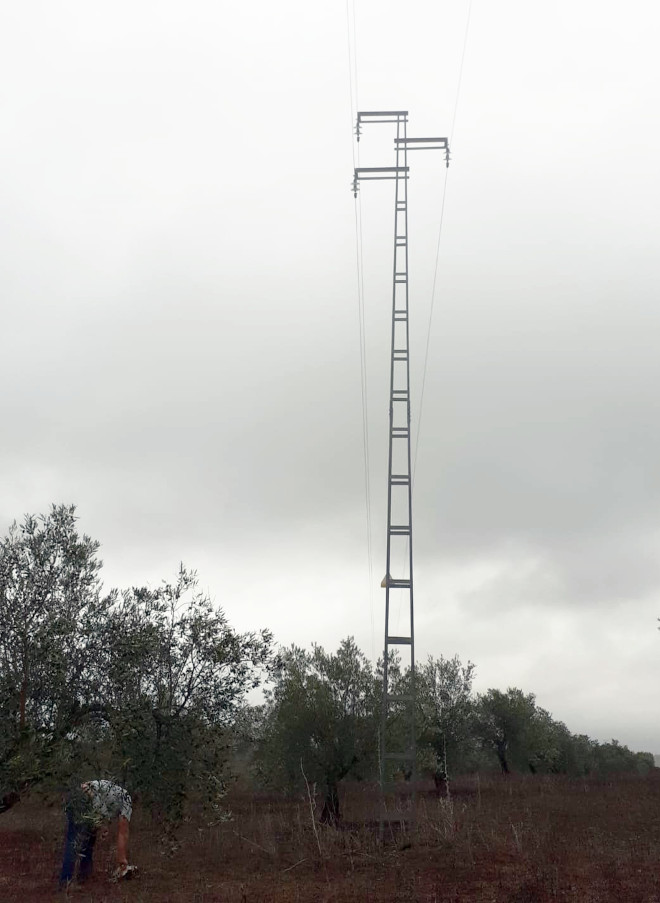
[59,779,132,887]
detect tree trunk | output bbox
[19,655,29,732]
[496,740,510,775]
[319,779,340,825]
[0,791,20,814]
[433,769,449,797]
[19,683,27,732]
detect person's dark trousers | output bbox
[77,826,96,880]
[59,811,97,886]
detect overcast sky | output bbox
[2,1,660,753]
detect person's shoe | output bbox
[111,864,138,882]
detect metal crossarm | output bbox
[395,137,450,166]
[352,167,409,197]
[356,110,408,140]
[394,137,448,146]
[351,109,450,824]
[359,110,409,118]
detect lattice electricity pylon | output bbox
[352,111,449,801]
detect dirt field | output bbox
[1,773,660,902]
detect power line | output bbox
[346,0,375,661]
[412,0,473,490]
[395,1,472,631]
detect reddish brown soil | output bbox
[1,774,660,902]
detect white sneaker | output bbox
[111,864,138,882]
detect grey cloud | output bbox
[2,0,660,753]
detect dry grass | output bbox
[1,772,660,901]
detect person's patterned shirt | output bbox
[80,780,132,825]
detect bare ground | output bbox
[1,773,660,902]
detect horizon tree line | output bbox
[0,505,654,829]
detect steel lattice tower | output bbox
[352,111,449,801]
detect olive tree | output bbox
[415,655,476,786]
[0,505,110,791]
[474,688,541,774]
[96,566,273,826]
[258,637,379,823]
[0,506,274,829]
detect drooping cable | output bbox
[412,0,473,489]
[346,0,376,661]
[395,0,473,630]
